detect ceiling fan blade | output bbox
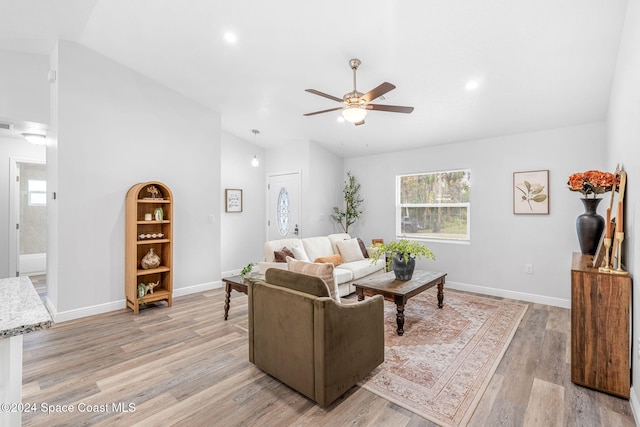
[303,106,344,116]
[361,82,396,103]
[305,89,344,103]
[354,119,365,126]
[366,104,414,114]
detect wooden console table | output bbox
[571,252,631,398]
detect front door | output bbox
[267,172,301,241]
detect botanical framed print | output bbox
[513,170,549,214]
[225,189,243,212]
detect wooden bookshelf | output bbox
[125,181,173,314]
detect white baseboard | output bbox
[446,281,571,308]
[48,280,224,323]
[630,386,639,425]
[173,280,222,297]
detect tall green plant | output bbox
[332,172,363,233]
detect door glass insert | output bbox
[277,187,290,236]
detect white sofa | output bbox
[258,233,385,297]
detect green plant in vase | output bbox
[240,262,256,278]
[370,239,435,280]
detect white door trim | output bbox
[9,157,46,277]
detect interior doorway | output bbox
[9,159,47,293]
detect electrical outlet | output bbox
[208,214,215,223]
[525,264,533,274]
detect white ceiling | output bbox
[0,0,629,157]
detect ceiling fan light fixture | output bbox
[342,106,367,123]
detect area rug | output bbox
[357,288,528,427]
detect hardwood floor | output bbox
[22,288,635,426]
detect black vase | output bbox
[391,254,416,281]
[576,198,605,255]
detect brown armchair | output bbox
[248,268,384,407]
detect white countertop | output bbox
[0,276,53,338]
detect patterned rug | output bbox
[357,288,528,427]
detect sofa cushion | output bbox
[274,247,295,262]
[263,238,304,262]
[333,267,354,284]
[301,237,335,263]
[356,237,370,258]
[286,256,340,302]
[314,254,343,266]
[338,258,385,280]
[327,233,351,254]
[290,244,310,261]
[336,238,365,263]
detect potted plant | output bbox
[331,172,364,233]
[370,239,435,280]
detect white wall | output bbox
[0,50,49,124]
[220,131,265,274]
[0,136,46,278]
[606,0,640,415]
[345,123,606,306]
[265,140,344,239]
[47,41,221,319]
[307,142,344,237]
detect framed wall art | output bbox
[225,188,243,213]
[513,170,549,215]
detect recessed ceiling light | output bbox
[224,32,237,44]
[465,80,479,90]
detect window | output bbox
[28,179,47,206]
[397,169,471,241]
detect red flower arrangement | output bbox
[567,170,617,198]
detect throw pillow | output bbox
[356,237,369,258]
[290,244,310,262]
[314,254,344,266]
[274,247,295,263]
[286,256,340,303]
[336,238,365,263]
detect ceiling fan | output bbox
[304,58,414,126]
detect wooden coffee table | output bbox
[222,274,265,320]
[354,270,447,336]
[222,275,248,320]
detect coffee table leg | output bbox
[396,303,405,336]
[356,287,364,301]
[224,282,231,320]
[437,281,444,308]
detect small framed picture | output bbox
[225,189,243,213]
[513,170,549,215]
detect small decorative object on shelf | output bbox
[141,248,161,269]
[154,207,164,221]
[145,185,162,199]
[145,213,152,221]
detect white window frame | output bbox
[28,179,47,207]
[396,169,471,243]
